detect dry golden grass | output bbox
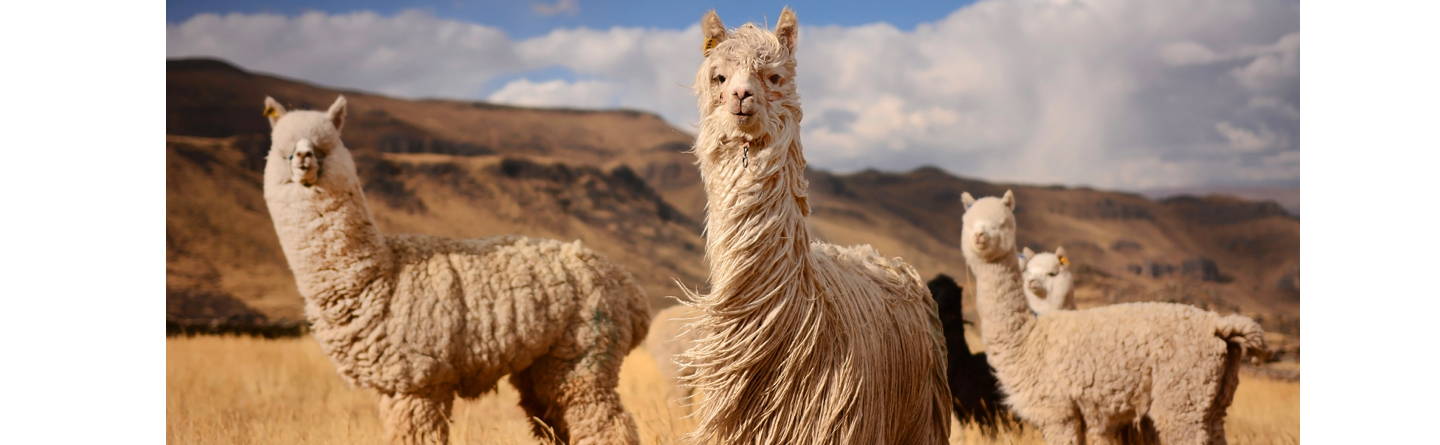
[168,336,1296,444]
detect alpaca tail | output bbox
[1214,314,1268,361]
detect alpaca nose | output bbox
[732,85,753,101]
[974,231,989,246]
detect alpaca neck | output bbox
[948,322,973,361]
[695,124,815,316]
[265,153,392,321]
[968,258,1035,355]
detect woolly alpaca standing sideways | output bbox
[960,191,1265,445]
[261,96,649,445]
[1018,247,1077,314]
[677,9,951,444]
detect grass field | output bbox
[167,336,1298,444]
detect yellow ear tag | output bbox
[703,37,719,55]
[1058,256,1070,266]
[263,106,278,119]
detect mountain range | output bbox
[166,58,1299,349]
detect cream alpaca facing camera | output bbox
[961,191,1266,445]
[1018,246,1076,314]
[678,9,951,445]
[261,96,649,445]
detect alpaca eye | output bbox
[769,74,782,84]
[1049,271,1059,277]
[714,74,726,83]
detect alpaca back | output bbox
[999,303,1248,422]
[319,233,649,396]
[805,243,952,444]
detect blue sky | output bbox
[167,0,1299,193]
[167,0,978,38]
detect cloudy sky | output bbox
[167,0,1299,192]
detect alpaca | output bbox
[643,304,700,406]
[960,191,1266,445]
[1018,247,1077,314]
[260,95,649,445]
[677,9,951,444]
[929,274,1012,435]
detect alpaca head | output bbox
[960,191,1017,264]
[1019,246,1075,314]
[693,8,802,146]
[263,95,353,189]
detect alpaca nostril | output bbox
[733,86,752,100]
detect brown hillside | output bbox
[166,58,1298,342]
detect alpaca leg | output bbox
[378,389,455,445]
[1084,426,1118,445]
[1151,403,1210,445]
[1153,420,1209,445]
[510,371,560,442]
[1037,418,1082,445]
[1204,347,1244,445]
[515,355,640,445]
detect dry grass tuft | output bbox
[167,336,1294,444]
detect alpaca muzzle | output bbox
[974,232,991,250]
[290,140,321,187]
[1027,279,1046,297]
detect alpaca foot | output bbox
[378,389,454,445]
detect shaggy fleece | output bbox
[677,9,951,445]
[262,96,649,445]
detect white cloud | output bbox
[1215,121,1281,152]
[488,78,617,108]
[166,0,1299,191]
[167,10,520,98]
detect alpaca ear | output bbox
[775,8,799,54]
[701,10,726,56]
[1055,246,1069,266]
[327,95,347,131]
[1020,247,1035,267]
[1002,189,1015,210]
[961,192,976,210]
[263,96,287,127]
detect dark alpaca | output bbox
[929,274,1011,435]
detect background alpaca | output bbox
[960,190,1265,445]
[643,304,699,406]
[1018,246,1077,314]
[928,274,1011,435]
[677,9,951,444]
[261,95,649,444]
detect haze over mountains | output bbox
[166,58,1299,344]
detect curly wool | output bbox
[678,10,951,445]
[262,96,649,445]
[961,192,1264,445]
